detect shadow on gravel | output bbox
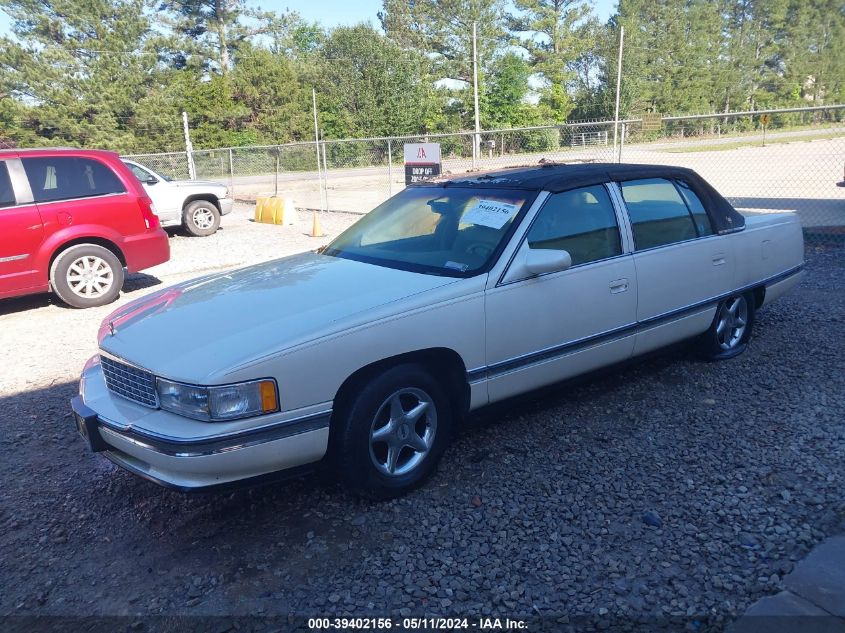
[123,272,164,293]
[0,292,55,315]
[0,273,163,316]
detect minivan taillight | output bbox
[139,195,160,230]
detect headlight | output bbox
[156,378,278,421]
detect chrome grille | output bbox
[100,355,158,408]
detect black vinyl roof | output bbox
[416,162,699,192]
[412,161,746,234]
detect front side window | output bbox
[22,157,126,203]
[0,162,15,208]
[324,186,532,276]
[621,178,698,250]
[526,185,622,266]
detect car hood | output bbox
[99,252,459,383]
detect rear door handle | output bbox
[712,253,726,266]
[609,278,629,294]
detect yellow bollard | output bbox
[254,197,267,222]
[267,197,284,224]
[255,196,299,226]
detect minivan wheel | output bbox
[183,200,221,237]
[50,244,124,308]
[698,293,755,360]
[334,364,453,499]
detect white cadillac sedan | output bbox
[72,163,804,497]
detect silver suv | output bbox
[122,159,233,236]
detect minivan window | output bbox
[526,185,622,265]
[22,157,126,203]
[621,178,698,250]
[0,162,15,208]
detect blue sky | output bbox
[0,0,618,37]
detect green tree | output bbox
[481,52,532,128]
[0,0,174,152]
[230,44,312,143]
[508,0,594,120]
[314,24,446,138]
[161,0,281,73]
[380,0,508,83]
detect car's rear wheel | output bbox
[698,293,755,360]
[50,244,124,308]
[183,200,221,237]
[334,364,453,499]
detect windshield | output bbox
[323,186,533,276]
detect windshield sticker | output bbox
[462,199,520,229]
[444,261,469,272]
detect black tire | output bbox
[697,292,756,360]
[183,200,221,237]
[50,244,124,309]
[333,364,454,499]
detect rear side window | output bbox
[526,185,622,266]
[0,162,15,208]
[621,178,698,250]
[22,157,126,203]
[675,179,713,237]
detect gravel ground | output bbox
[1,205,843,631]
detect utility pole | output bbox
[472,22,481,170]
[612,26,625,160]
[312,88,325,212]
[182,111,196,180]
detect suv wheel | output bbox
[334,364,454,499]
[183,200,221,237]
[50,244,124,308]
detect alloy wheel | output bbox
[369,388,437,477]
[192,207,216,230]
[715,296,748,350]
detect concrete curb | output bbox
[727,536,845,633]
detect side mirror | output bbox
[146,176,158,185]
[524,248,572,276]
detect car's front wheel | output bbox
[334,364,453,499]
[50,244,124,308]
[698,293,755,360]
[183,200,221,237]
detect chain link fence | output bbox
[125,104,845,234]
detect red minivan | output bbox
[0,148,170,308]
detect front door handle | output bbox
[712,253,726,266]
[609,278,629,294]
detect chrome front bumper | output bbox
[71,361,331,491]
